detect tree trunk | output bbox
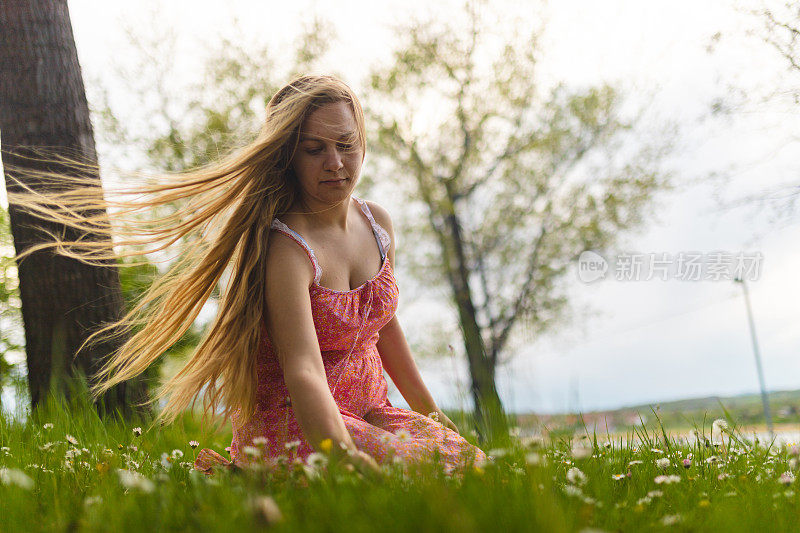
[442,201,509,442]
[0,0,150,418]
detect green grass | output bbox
[3,395,800,532]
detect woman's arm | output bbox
[376,315,437,414]
[265,234,378,471]
[266,235,353,448]
[368,201,459,433]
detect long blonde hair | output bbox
[5,74,367,429]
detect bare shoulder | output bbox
[264,228,322,374]
[363,199,397,266]
[266,229,316,290]
[363,199,394,234]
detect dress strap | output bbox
[270,218,322,284]
[353,197,391,261]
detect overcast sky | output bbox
[5,0,799,415]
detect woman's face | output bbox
[290,100,363,206]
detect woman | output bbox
[9,74,487,475]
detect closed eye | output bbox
[305,142,356,155]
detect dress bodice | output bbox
[193,198,488,474]
[255,197,399,392]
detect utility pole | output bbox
[734,276,773,440]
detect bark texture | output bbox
[0,0,150,418]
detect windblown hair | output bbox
[5,74,366,430]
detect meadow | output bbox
[3,396,800,532]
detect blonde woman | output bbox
[9,74,487,475]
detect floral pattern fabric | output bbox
[195,197,487,474]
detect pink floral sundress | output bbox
[194,196,487,474]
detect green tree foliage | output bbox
[94,17,339,173]
[115,256,204,392]
[87,15,340,414]
[363,2,674,437]
[0,205,24,409]
[91,5,674,439]
[0,170,205,411]
[0,204,196,412]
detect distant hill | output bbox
[515,389,800,433]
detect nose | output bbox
[323,146,344,172]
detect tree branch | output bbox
[382,119,448,237]
[762,9,800,71]
[490,212,549,365]
[474,236,496,342]
[461,108,529,200]
[446,13,481,191]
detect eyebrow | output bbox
[299,131,356,142]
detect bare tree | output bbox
[760,2,800,78]
[707,3,800,225]
[757,2,800,219]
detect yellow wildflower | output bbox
[320,439,333,454]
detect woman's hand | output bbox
[428,408,459,434]
[344,449,381,477]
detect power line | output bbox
[559,288,743,350]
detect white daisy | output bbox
[248,495,283,524]
[0,468,34,490]
[116,469,155,493]
[566,467,587,486]
[660,514,682,526]
[525,453,542,466]
[306,452,328,468]
[655,458,671,469]
[242,446,261,458]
